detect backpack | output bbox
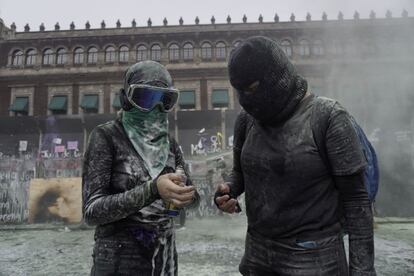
[310,96,380,202]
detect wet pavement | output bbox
[0,216,413,276]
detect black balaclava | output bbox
[228,36,308,125]
[120,60,173,111]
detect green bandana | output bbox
[122,107,169,179]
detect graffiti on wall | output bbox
[0,152,237,224]
[0,158,35,223]
[190,128,224,156]
[0,155,83,224]
[36,158,82,179]
[185,158,245,218]
[186,176,220,218]
[227,135,234,148]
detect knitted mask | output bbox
[228,36,307,124]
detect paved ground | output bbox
[0,216,413,276]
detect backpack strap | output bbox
[310,96,337,172]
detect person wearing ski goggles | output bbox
[124,83,180,113]
[83,61,199,276]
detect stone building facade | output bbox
[1,12,414,216]
[0,13,413,156]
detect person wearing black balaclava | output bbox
[82,61,199,276]
[215,36,376,276]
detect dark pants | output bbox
[239,231,348,276]
[91,229,177,276]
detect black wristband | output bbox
[150,178,160,199]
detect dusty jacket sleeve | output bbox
[173,139,200,209]
[325,103,375,275]
[228,110,250,198]
[82,127,159,226]
[334,174,376,276]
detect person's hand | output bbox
[215,183,239,213]
[156,173,195,208]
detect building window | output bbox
[105,46,116,63]
[119,46,129,62]
[56,48,68,65]
[80,94,99,114]
[11,50,24,66]
[112,93,122,111]
[74,47,84,64]
[25,49,37,65]
[334,41,344,56]
[137,45,147,61]
[169,44,179,61]
[151,45,161,61]
[48,95,68,115]
[281,40,292,57]
[87,47,98,64]
[212,89,229,108]
[299,40,311,57]
[313,40,324,56]
[179,90,196,109]
[10,96,29,116]
[215,42,227,59]
[183,43,194,60]
[43,48,54,65]
[201,42,212,59]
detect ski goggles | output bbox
[126,84,180,112]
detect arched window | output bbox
[25,49,37,65]
[137,45,147,61]
[151,44,161,61]
[313,40,324,56]
[280,40,292,57]
[119,46,129,62]
[215,42,227,59]
[169,44,179,61]
[11,50,24,66]
[74,47,84,64]
[183,43,194,60]
[43,48,54,65]
[105,46,116,63]
[201,42,212,59]
[56,48,67,64]
[87,47,98,64]
[299,40,311,57]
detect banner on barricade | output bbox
[54,145,65,153]
[67,141,78,150]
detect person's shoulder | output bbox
[313,96,349,116]
[236,109,250,119]
[90,120,118,140]
[312,95,337,108]
[85,120,118,154]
